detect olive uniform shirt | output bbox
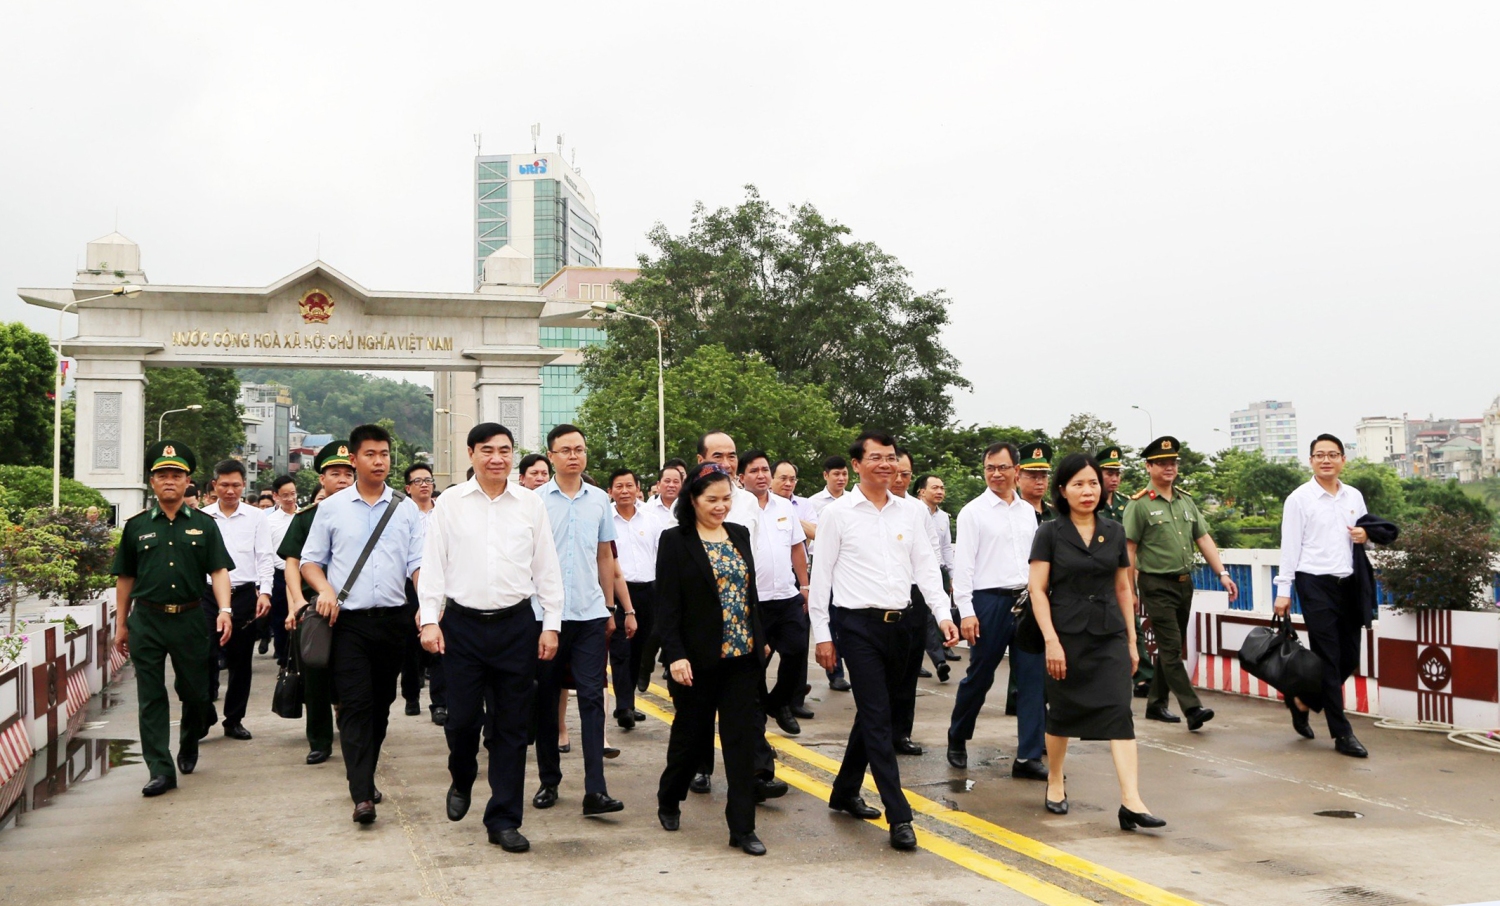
[1099,491,1129,524]
[111,505,235,604]
[276,504,320,605]
[1035,500,1057,525]
[1122,487,1210,575]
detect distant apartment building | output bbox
[1407,417,1483,480]
[1483,397,1500,479]
[1354,416,1410,475]
[238,383,295,483]
[1229,400,1299,462]
[473,150,601,286]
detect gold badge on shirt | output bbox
[185,529,204,535]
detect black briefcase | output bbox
[271,644,304,720]
[1238,615,1323,700]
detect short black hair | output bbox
[771,459,797,476]
[518,453,549,476]
[467,422,514,449]
[822,455,848,473]
[894,446,913,466]
[914,474,938,493]
[1310,433,1345,456]
[983,442,1020,466]
[547,423,585,449]
[661,457,688,477]
[1051,453,1104,515]
[608,468,638,488]
[737,450,770,475]
[849,430,897,461]
[403,462,434,484]
[213,459,247,480]
[184,483,199,497]
[272,474,296,493]
[677,463,734,531]
[696,430,732,456]
[349,424,391,454]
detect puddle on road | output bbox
[1,688,138,834]
[1314,809,1364,819]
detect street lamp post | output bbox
[53,285,142,507]
[435,408,474,485]
[1131,404,1154,440]
[158,405,203,440]
[591,301,665,469]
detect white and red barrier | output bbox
[1191,607,1380,715]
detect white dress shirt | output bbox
[750,491,807,601]
[612,503,660,584]
[1276,479,1368,592]
[951,488,1037,619]
[202,501,274,594]
[643,495,678,536]
[927,506,955,572]
[417,478,565,631]
[808,488,949,644]
[807,486,846,516]
[265,506,296,570]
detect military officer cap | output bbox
[147,440,195,475]
[314,440,354,473]
[1096,446,1124,469]
[1142,436,1182,461]
[1018,440,1053,471]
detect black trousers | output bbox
[660,655,763,835]
[824,591,847,683]
[428,651,447,711]
[204,583,258,726]
[401,581,425,705]
[830,606,922,825]
[1295,573,1362,738]
[895,586,934,740]
[761,594,809,712]
[332,606,407,803]
[535,617,609,795]
[608,603,635,715]
[625,581,656,696]
[267,570,290,665]
[443,606,540,831]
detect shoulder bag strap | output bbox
[336,490,408,604]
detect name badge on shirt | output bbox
[186,529,204,535]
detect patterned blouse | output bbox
[704,540,752,658]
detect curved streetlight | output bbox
[158,404,203,440]
[591,301,665,470]
[435,408,475,484]
[54,285,143,507]
[1130,404,1154,440]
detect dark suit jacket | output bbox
[1353,514,1399,628]
[654,521,765,671]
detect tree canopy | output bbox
[143,367,245,477]
[0,322,59,467]
[237,368,433,450]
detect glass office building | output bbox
[473,153,601,285]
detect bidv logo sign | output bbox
[518,159,548,176]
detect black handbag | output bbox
[1238,614,1324,700]
[271,639,304,719]
[297,490,407,669]
[1011,589,1044,655]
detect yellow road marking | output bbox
[639,683,1201,906]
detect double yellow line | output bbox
[635,684,1200,906]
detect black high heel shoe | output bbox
[1044,778,1068,815]
[1118,805,1166,831]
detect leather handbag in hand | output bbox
[1238,614,1323,701]
[271,639,304,719]
[298,490,408,669]
[1011,589,1045,655]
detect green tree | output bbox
[900,423,1050,516]
[1382,510,1499,612]
[0,465,109,520]
[16,508,116,605]
[577,344,851,483]
[0,322,59,467]
[144,368,245,478]
[1341,460,1408,520]
[237,368,433,449]
[1054,413,1120,459]
[582,186,969,433]
[1402,478,1494,528]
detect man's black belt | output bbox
[138,599,200,614]
[834,604,915,623]
[976,585,1028,595]
[446,599,531,623]
[1141,571,1191,582]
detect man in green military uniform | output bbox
[1016,441,1055,524]
[1096,446,1153,697]
[1123,436,1238,732]
[278,440,356,765]
[112,441,236,797]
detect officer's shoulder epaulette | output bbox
[1177,487,1193,497]
[123,507,149,523]
[295,502,320,515]
[1129,488,1150,500]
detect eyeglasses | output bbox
[550,446,586,458]
[1310,452,1343,462]
[861,454,901,464]
[983,464,1015,474]
[407,478,435,486]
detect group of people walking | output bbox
[111,422,1382,855]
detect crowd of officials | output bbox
[110,423,1376,855]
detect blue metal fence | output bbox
[1267,566,1302,614]
[1192,563,1255,610]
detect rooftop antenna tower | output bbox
[531,123,541,154]
[473,132,482,156]
[556,133,565,155]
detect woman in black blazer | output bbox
[655,463,770,856]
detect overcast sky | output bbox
[3,3,1497,456]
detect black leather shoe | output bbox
[829,796,880,820]
[946,737,967,769]
[489,827,529,852]
[446,784,470,821]
[730,830,767,856]
[352,801,376,824]
[431,707,447,726]
[258,638,270,655]
[1118,805,1166,830]
[141,775,176,797]
[1335,734,1369,758]
[615,709,636,730]
[582,792,624,815]
[1144,704,1181,724]
[532,785,558,809]
[200,706,216,740]
[790,704,815,719]
[306,749,330,765]
[658,808,680,831]
[223,723,253,741]
[775,707,801,736]
[917,666,933,678]
[753,777,788,802]
[889,822,917,850]
[690,773,711,794]
[636,676,650,694]
[937,663,951,683]
[894,736,923,756]
[557,743,571,754]
[944,650,962,661]
[1134,682,1151,699]
[372,788,383,805]
[603,745,621,759]
[632,710,645,721]
[1045,780,1068,815]
[829,677,851,692]
[1185,706,1215,732]
[176,748,198,775]
[1011,758,1049,781]
[1288,700,1314,739]
[405,700,421,716]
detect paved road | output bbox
[3,648,1499,906]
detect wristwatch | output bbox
[623,611,636,617]
[219,607,233,614]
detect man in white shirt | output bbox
[402,463,440,719]
[739,452,810,735]
[808,454,853,692]
[419,422,563,852]
[608,468,657,729]
[916,473,963,665]
[637,459,686,692]
[1275,433,1371,758]
[943,442,1048,779]
[200,460,275,741]
[262,475,299,666]
[811,431,957,852]
[771,459,818,719]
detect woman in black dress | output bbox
[1028,453,1165,831]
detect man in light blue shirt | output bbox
[301,424,425,826]
[531,423,623,817]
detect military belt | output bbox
[137,599,202,614]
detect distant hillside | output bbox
[237,369,432,449]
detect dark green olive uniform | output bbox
[1095,446,1152,688]
[1009,441,1054,712]
[112,497,234,782]
[1123,465,1210,714]
[278,505,336,753]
